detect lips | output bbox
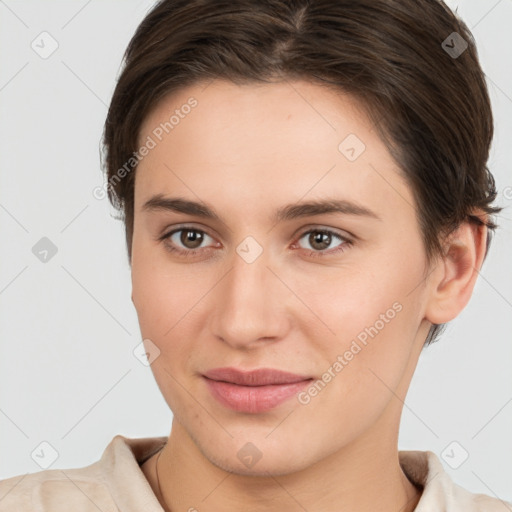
[203,367,311,386]
[202,367,313,413]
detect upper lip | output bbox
[203,367,313,386]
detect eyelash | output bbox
[158,226,352,259]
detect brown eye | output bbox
[161,227,216,256]
[179,229,204,249]
[296,228,350,257]
[308,231,332,251]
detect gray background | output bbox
[1,0,511,502]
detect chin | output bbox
[197,436,318,477]
[212,453,306,477]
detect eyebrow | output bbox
[141,194,381,223]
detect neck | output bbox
[151,417,421,512]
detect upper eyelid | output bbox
[161,224,216,242]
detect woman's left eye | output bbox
[294,229,351,257]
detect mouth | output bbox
[202,367,314,413]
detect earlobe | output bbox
[424,220,487,325]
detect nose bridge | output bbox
[210,241,289,348]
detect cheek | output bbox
[294,243,424,376]
[295,292,418,440]
[131,242,198,339]
[131,252,201,412]
[289,264,407,344]
[130,248,216,387]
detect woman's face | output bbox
[131,79,434,475]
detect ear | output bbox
[424,217,488,325]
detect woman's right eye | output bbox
[160,227,217,257]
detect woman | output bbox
[1,0,509,510]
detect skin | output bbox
[131,79,487,512]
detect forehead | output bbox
[134,79,414,225]
[138,79,372,151]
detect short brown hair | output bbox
[101,0,502,346]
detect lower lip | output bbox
[203,377,312,413]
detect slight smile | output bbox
[202,367,314,413]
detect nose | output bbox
[208,244,291,350]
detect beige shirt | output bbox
[0,434,509,511]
